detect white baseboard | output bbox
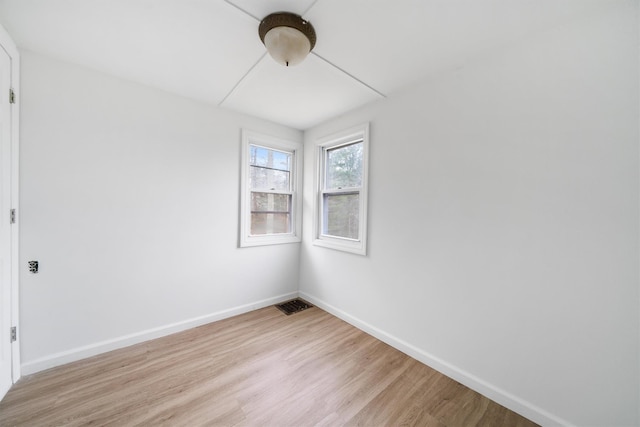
[300,291,572,427]
[22,290,571,426]
[21,292,298,376]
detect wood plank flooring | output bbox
[0,306,538,426]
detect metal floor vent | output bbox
[275,299,313,315]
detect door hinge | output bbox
[10,326,16,343]
[10,209,15,224]
[9,88,15,104]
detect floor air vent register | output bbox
[275,299,313,315]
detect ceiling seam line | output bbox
[302,0,321,17]
[218,52,267,107]
[222,0,260,21]
[311,52,387,98]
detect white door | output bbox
[0,45,12,401]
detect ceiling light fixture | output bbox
[259,12,316,67]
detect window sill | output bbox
[240,234,301,248]
[312,236,366,256]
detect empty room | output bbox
[0,0,638,426]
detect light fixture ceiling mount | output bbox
[259,12,316,67]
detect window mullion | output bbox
[252,189,293,196]
[322,187,361,195]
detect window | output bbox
[240,130,302,247]
[314,123,369,255]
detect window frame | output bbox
[313,123,370,255]
[239,130,302,247]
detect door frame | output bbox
[0,23,20,385]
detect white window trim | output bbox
[239,130,302,247]
[313,123,370,256]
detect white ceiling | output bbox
[0,0,609,130]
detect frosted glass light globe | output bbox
[259,12,316,67]
[263,26,311,67]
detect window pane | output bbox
[326,142,362,189]
[251,213,290,235]
[251,192,291,213]
[250,166,290,191]
[250,145,290,170]
[323,193,359,239]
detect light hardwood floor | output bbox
[0,306,538,426]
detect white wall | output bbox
[19,51,302,372]
[300,3,638,426]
